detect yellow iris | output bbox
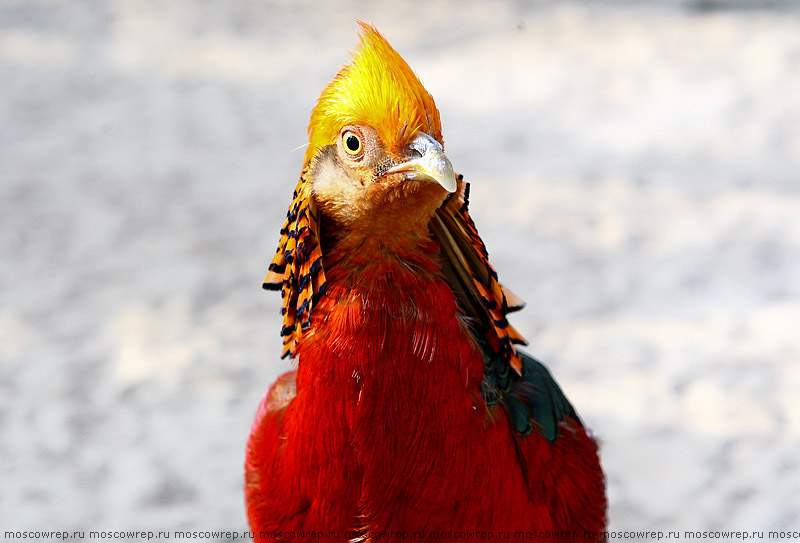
[342,131,363,156]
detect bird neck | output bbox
[299,227,482,380]
[319,213,439,275]
[313,178,448,258]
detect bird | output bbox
[245,23,606,542]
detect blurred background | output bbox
[2,0,799,538]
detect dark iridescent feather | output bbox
[505,351,580,442]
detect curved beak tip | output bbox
[384,133,458,194]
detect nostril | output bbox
[374,159,394,178]
[408,146,424,159]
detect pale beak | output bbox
[382,132,457,193]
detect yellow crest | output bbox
[305,22,443,164]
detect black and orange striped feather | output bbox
[262,168,327,359]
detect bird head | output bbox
[304,23,456,234]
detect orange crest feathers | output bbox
[305,22,443,165]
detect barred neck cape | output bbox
[263,165,325,357]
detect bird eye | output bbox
[342,130,363,157]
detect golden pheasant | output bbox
[245,23,606,542]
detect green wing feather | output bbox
[510,351,580,442]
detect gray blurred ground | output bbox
[2,0,800,538]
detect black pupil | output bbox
[346,134,360,152]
